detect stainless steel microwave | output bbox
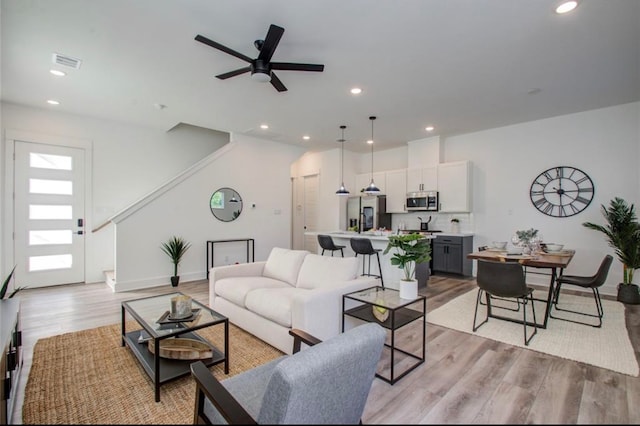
[406,191,439,211]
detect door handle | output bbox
[75,230,84,235]
[77,218,84,227]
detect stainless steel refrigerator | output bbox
[346,196,392,232]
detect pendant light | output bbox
[364,116,381,195]
[335,125,350,196]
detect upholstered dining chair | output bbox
[549,254,613,328]
[473,259,537,345]
[190,322,386,424]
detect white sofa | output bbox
[209,247,379,354]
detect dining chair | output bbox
[549,254,613,328]
[473,259,537,345]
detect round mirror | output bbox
[210,187,243,222]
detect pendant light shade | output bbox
[336,125,350,196]
[364,116,381,195]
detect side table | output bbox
[342,286,425,384]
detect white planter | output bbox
[399,279,418,300]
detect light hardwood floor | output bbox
[10,275,640,424]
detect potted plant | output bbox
[0,265,26,299]
[383,233,431,299]
[161,236,191,287]
[583,197,640,304]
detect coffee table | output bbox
[121,292,228,402]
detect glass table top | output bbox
[122,292,226,338]
[344,286,424,310]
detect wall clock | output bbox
[529,166,594,217]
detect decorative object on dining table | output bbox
[450,218,460,234]
[582,197,640,304]
[384,233,431,299]
[511,228,543,255]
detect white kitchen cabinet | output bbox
[355,172,386,195]
[384,169,407,213]
[437,160,471,212]
[407,166,438,192]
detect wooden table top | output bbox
[467,249,575,269]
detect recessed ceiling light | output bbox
[367,139,374,145]
[49,69,66,77]
[425,126,435,132]
[555,1,578,14]
[260,124,269,129]
[350,88,362,95]
[302,135,310,140]
[46,99,60,105]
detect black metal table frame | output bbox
[342,286,426,385]
[121,292,229,402]
[206,239,255,279]
[483,265,564,330]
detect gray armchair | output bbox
[190,322,386,424]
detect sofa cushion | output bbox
[215,276,291,308]
[263,247,308,286]
[245,287,305,328]
[296,254,359,289]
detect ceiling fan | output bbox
[195,24,324,92]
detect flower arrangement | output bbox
[512,228,542,254]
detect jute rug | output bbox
[23,322,284,424]
[427,289,639,377]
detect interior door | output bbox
[303,174,319,253]
[13,141,86,288]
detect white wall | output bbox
[113,134,305,291]
[1,102,229,283]
[444,102,639,294]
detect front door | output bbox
[13,141,86,288]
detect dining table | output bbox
[467,248,575,329]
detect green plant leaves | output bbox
[583,197,640,284]
[161,236,191,277]
[384,233,432,281]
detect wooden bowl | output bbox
[148,338,212,360]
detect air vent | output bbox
[52,53,82,69]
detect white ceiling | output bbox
[2,0,638,153]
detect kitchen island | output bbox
[305,231,437,290]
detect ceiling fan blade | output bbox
[195,34,252,63]
[257,24,284,63]
[270,72,287,92]
[216,67,251,80]
[270,62,324,72]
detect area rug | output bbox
[22,322,284,424]
[426,289,639,377]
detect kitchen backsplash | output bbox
[390,212,473,234]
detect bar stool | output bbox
[317,234,345,257]
[350,237,384,287]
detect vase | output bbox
[617,283,640,304]
[170,276,180,287]
[399,279,418,300]
[451,222,460,234]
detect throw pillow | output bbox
[296,254,359,289]
[263,247,309,286]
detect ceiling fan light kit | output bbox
[195,24,324,92]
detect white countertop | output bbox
[306,231,437,241]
